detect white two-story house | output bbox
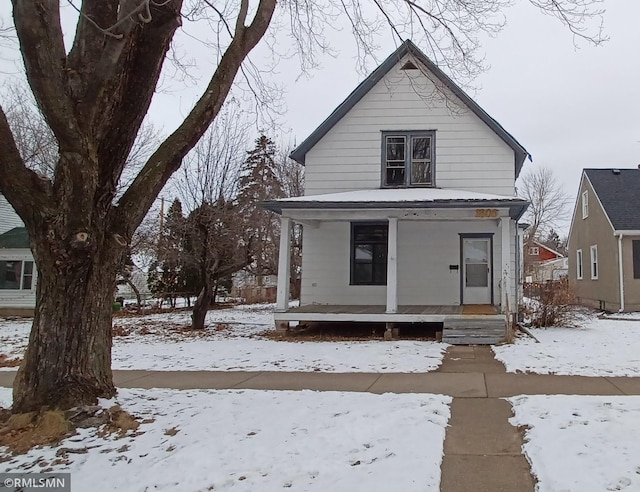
[264,41,529,344]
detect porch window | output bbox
[590,244,598,280]
[351,223,388,285]
[382,131,435,187]
[0,260,34,290]
[633,240,640,279]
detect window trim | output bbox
[590,244,598,280]
[350,222,388,286]
[0,259,35,291]
[582,190,589,219]
[576,249,583,280]
[381,130,436,188]
[528,246,540,256]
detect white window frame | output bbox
[576,249,583,280]
[0,259,35,290]
[590,245,598,280]
[528,246,539,256]
[582,190,589,219]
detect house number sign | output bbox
[475,209,499,218]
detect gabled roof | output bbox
[532,240,565,258]
[0,227,30,249]
[584,168,640,231]
[290,40,530,176]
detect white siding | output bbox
[0,194,24,234]
[0,248,37,309]
[304,58,515,196]
[300,218,517,307]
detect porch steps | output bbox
[442,318,506,345]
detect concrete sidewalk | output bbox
[1,364,639,396]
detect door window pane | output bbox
[466,263,489,287]
[465,240,489,263]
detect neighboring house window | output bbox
[382,131,435,187]
[576,249,583,280]
[582,190,589,219]
[0,260,34,290]
[528,246,539,256]
[590,245,598,279]
[633,240,640,279]
[351,223,388,285]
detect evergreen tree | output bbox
[148,199,188,307]
[237,135,284,284]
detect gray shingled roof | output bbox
[0,227,30,249]
[290,40,530,176]
[585,168,640,231]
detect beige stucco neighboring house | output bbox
[568,168,640,312]
[263,41,530,344]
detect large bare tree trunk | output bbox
[13,230,120,412]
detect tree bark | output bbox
[191,285,212,330]
[12,230,120,412]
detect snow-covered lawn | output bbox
[509,395,640,492]
[493,315,640,376]
[0,387,451,492]
[0,304,448,372]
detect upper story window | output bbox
[582,190,589,219]
[382,131,435,187]
[528,246,539,256]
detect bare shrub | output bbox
[527,279,577,327]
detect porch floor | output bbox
[278,304,498,318]
[275,304,506,344]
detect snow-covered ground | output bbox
[510,395,640,492]
[493,315,640,376]
[0,387,451,492]
[0,304,448,372]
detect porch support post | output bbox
[276,216,292,312]
[386,217,398,314]
[501,217,511,314]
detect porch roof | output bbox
[263,188,529,219]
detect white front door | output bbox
[462,238,491,304]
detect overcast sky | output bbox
[150,0,639,235]
[279,1,639,236]
[2,1,638,236]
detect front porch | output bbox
[275,304,507,345]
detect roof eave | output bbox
[263,199,529,220]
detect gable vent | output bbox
[400,60,418,70]
[612,169,621,175]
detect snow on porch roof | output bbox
[263,188,529,219]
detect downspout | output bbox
[617,233,625,312]
[514,220,520,318]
